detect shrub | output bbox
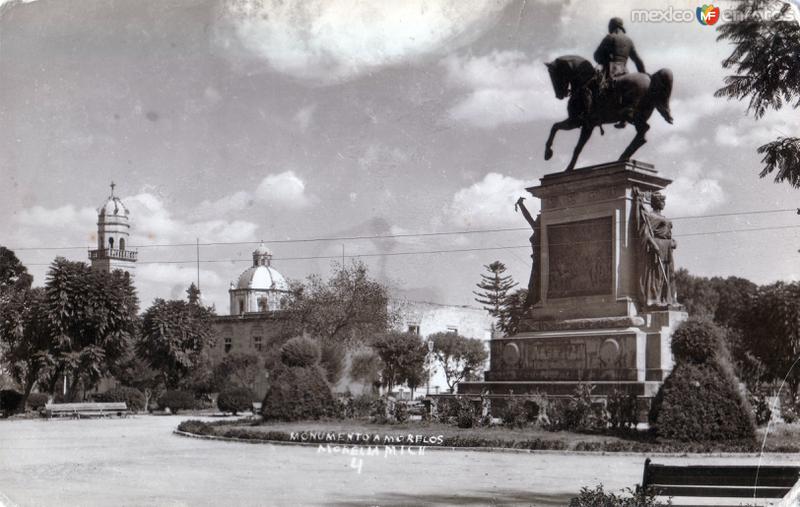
[455,397,476,428]
[158,390,196,414]
[782,404,798,424]
[393,400,409,423]
[351,393,376,419]
[434,397,457,424]
[569,484,666,507]
[370,396,389,424]
[749,391,773,426]
[607,389,639,431]
[650,362,755,441]
[217,387,256,415]
[280,336,320,368]
[0,389,23,417]
[501,396,527,428]
[95,386,146,412]
[548,385,608,432]
[671,317,722,364]
[26,392,49,411]
[262,364,334,421]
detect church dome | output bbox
[98,182,129,218]
[235,265,288,291]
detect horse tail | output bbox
[649,68,673,124]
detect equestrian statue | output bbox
[543,17,674,172]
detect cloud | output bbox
[713,108,800,148]
[293,104,316,132]
[255,170,312,209]
[663,163,725,216]
[215,0,512,84]
[442,172,537,228]
[443,50,562,128]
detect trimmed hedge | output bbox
[158,390,196,414]
[650,362,755,441]
[26,392,49,411]
[262,364,334,421]
[671,317,722,364]
[0,389,23,417]
[280,336,320,368]
[217,387,256,415]
[95,387,146,412]
[650,318,755,442]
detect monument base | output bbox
[457,160,688,421]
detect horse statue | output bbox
[543,55,673,172]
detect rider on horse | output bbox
[593,17,646,128]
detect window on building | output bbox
[119,238,125,251]
[446,326,458,334]
[408,324,420,335]
[224,337,232,353]
[108,237,114,249]
[253,336,263,351]
[257,297,268,312]
[239,301,245,315]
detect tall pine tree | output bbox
[474,261,517,334]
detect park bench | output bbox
[640,458,800,506]
[44,402,128,419]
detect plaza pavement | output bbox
[0,415,796,506]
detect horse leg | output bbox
[566,125,592,171]
[545,118,580,161]
[619,120,650,161]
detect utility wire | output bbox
[21,223,800,267]
[7,207,798,252]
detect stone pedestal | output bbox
[458,160,688,419]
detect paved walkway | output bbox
[0,416,796,506]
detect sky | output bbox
[1,0,798,314]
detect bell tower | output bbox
[89,182,137,276]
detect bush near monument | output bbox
[95,387,146,412]
[25,392,48,411]
[280,336,320,368]
[217,387,256,415]
[0,389,23,417]
[650,318,755,442]
[262,336,335,421]
[158,390,196,414]
[262,364,334,421]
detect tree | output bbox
[371,331,427,393]
[186,283,201,305]
[283,261,397,348]
[43,258,139,400]
[211,352,262,392]
[137,298,215,389]
[474,261,517,335]
[349,350,384,393]
[502,288,529,336]
[0,287,53,408]
[716,0,800,187]
[0,247,33,295]
[742,281,800,401]
[430,332,488,393]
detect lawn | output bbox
[180,417,800,454]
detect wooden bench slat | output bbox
[647,468,800,487]
[650,485,791,498]
[642,460,800,501]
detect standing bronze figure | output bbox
[543,18,674,172]
[633,188,677,307]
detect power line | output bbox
[7,207,798,252]
[20,223,800,267]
